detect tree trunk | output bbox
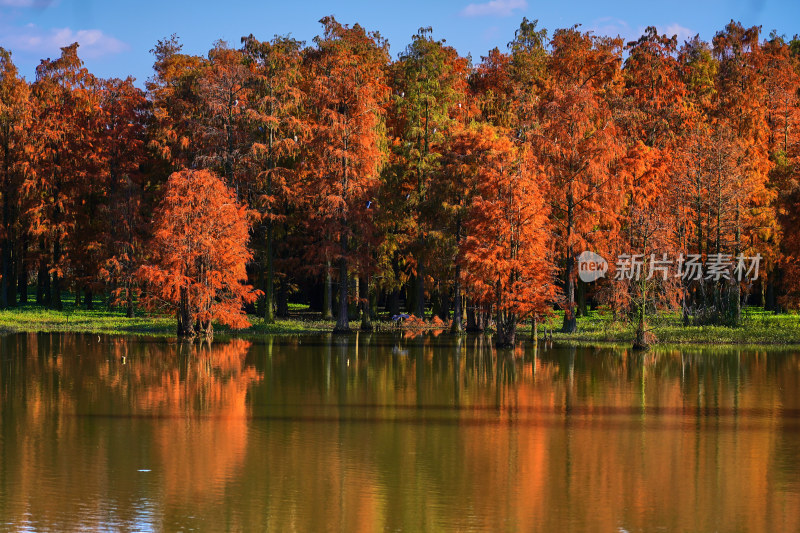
[388,253,401,316]
[360,275,373,332]
[495,312,517,348]
[632,319,655,350]
[37,248,48,305]
[323,258,333,320]
[264,221,275,323]
[126,285,134,318]
[16,235,26,304]
[349,275,360,321]
[0,235,9,308]
[562,190,577,333]
[415,260,425,319]
[277,278,289,318]
[177,286,193,337]
[561,250,577,333]
[50,236,62,310]
[388,287,400,317]
[451,264,463,334]
[334,256,349,332]
[435,279,450,322]
[576,278,587,317]
[466,300,485,332]
[1,142,13,309]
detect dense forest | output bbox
[1,17,799,343]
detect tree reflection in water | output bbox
[1,332,799,531]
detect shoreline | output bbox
[1,305,799,348]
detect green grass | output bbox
[2,300,799,348]
[534,308,800,348]
[0,301,334,337]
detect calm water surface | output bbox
[1,332,799,532]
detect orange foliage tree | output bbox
[138,169,257,338]
[534,28,624,333]
[303,16,389,332]
[26,43,101,310]
[460,125,556,347]
[98,77,150,317]
[0,48,31,308]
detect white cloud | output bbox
[2,24,128,59]
[588,18,695,46]
[660,23,694,44]
[588,17,635,40]
[460,0,527,17]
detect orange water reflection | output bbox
[1,333,798,531]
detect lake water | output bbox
[1,332,799,532]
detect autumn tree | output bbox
[460,125,555,347]
[146,35,206,171]
[390,27,470,319]
[708,22,773,322]
[534,28,624,333]
[432,125,479,332]
[762,33,800,309]
[613,28,688,338]
[26,43,101,310]
[0,48,30,308]
[194,41,251,183]
[98,77,150,316]
[506,18,549,132]
[241,34,305,323]
[303,17,389,332]
[138,169,257,338]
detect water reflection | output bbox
[1,332,799,531]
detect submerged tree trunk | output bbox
[495,313,517,348]
[177,286,193,338]
[466,300,485,332]
[632,319,655,351]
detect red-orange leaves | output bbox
[460,125,556,346]
[138,169,257,337]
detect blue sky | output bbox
[1,0,798,85]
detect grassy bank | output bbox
[1,303,799,347]
[0,302,334,337]
[537,309,800,347]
